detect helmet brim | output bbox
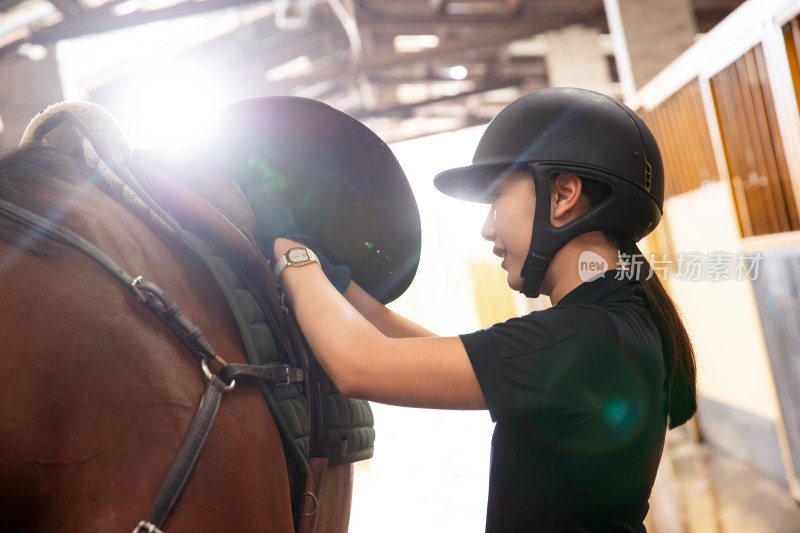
[434,161,532,203]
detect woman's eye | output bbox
[489,192,501,202]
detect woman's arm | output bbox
[275,238,486,410]
[342,281,436,338]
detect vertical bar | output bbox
[754,43,800,231]
[739,49,785,234]
[711,66,755,236]
[687,81,719,184]
[730,54,774,235]
[674,84,704,190]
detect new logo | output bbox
[578,251,608,282]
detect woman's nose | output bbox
[481,207,496,241]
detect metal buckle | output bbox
[279,290,289,314]
[130,276,147,303]
[201,359,236,391]
[133,521,164,533]
[276,366,294,387]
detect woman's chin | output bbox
[506,273,523,292]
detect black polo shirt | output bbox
[461,271,667,532]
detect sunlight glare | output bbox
[123,68,229,151]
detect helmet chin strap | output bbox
[519,168,555,297]
[519,164,604,298]
[520,252,549,298]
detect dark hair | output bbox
[578,177,697,429]
[618,238,697,429]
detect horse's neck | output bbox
[41,180,170,270]
[0,180,298,532]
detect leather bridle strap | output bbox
[0,198,225,367]
[0,198,304,532]
[0,199,137,292]
[136,375,227,533]
[135,360,304,533]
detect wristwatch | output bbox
[273,247,320,281]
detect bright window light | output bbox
[396,83,429,103]
[17,42,48,61]
[431,80,472,97]
[111,0,138,16]
[122,67,230,150]
[394,34,439,53]
[444,65,468,80]
[265,55,313,81]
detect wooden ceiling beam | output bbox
[267,17,580,92]
[29,0,262,43]
[691,0,744,8]
[357,11,604,28]
[47,0,83,16]
[348,77,528,119]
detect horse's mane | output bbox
[0,145,103,255]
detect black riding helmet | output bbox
[434,87,664,297]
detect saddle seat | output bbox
[130,150,264,268]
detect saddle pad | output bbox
[132,155,375,471]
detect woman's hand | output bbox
[246,180,312,258]
[245,181,352,293]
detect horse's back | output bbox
[0,185,297,532]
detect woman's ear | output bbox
[550,174,584,224]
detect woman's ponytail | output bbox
[619,238,697,429]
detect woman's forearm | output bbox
[342,282,437,338]
[273,238,485,409]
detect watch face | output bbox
[288,248,311,263]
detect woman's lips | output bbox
[493,247,507,269]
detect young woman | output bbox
[252,87,697,532]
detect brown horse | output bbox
[0,130,355,528]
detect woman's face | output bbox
[481,171,536,291]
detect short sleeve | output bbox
[461,307,624,423]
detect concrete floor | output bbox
[647,429,800,533]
